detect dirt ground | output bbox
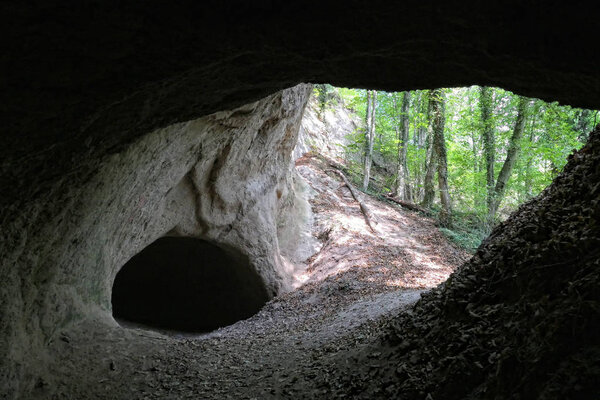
[39,154,468,399]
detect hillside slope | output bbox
[305,129,600,399]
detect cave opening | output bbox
[306,84,599,253]
[111,236,270,333]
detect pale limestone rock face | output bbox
[278,92,364,288]
[0,84,311,394]
[294,94,360,161]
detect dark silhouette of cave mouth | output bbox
[112,236,270,333]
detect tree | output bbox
[395,91,410,199]
[430,89,452,226]
[522,101,540,201]
[363,90,377,191]
[422,90,436,208]
[479,86,495,222]
[411,91,428,201]
[487,95,529,220]
[315,84,332,118]
[337,84,595,240]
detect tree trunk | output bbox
[488,96,529,219]
[479,86,495,223]
[472,128,482,210]
[575,109,592,142]
[523,103,538,201]
[468,93,481,211]
[363,90,377,191]
[413,91,427,201]
[431,89,451,226]
[422,91,436,208]
[395,91,411,200]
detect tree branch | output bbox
[327,168,377,233]
[383,194,430,214]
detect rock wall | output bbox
[276,91,362,274]
[294,93,360,161]
[0,84,311,396]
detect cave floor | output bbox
[40,154,467,399]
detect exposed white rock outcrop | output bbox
[277,93,363,287]
[1,84,311,396]
[293,93,360,161]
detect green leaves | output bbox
[332,85,596,236]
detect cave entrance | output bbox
[111,237,270,333]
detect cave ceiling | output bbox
[1,1,599,210]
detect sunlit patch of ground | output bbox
[295,154,468,294]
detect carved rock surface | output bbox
[0,84,311,396]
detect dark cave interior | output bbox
[2,1,600,399]
[112,237,269,332]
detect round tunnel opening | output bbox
[111,237,270,333]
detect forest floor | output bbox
[41,153,468,399]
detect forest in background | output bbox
[314,84,599,251]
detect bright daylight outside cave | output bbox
[2,3,600,400]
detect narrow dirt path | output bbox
[42,154,468,399]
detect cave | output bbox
[112,237,269,332]
[2,2,600,399]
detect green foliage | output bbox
[330,85,598,245]
[439,228,484,253]
[344,126,366,155]
[443,86,596,219]
[337,87,364,112]
[314,84,339,117]
[438,208,489,252]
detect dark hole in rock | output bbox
[111,236,269,332]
